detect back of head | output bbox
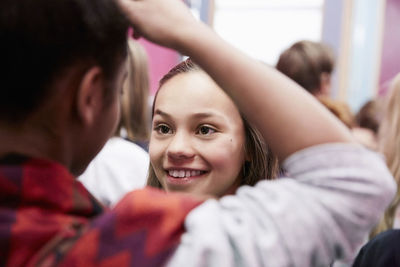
[0,0,129,123]
[276,40,334,95]
[355,99,383,134]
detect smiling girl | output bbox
[147,59,278,197]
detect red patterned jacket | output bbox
[0,155,202,267]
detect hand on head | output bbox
[117,0,199,49]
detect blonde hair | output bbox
[317,96,355,128]
[116,39,150,143]
[147,59,279,190]
[370,73,400,238]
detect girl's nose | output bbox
[167,132,195,160]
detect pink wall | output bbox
[379,0,400,95]
[138,39,180,95]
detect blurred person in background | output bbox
[119,39,151,150]
[276,40,355,127]
[351,99,383,151]
[276,40,335,97]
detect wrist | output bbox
[172,21,214,56]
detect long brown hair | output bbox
[147,58,278,190]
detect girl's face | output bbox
[149,71,247,197]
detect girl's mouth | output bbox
[167,169,207,178]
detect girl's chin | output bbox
[165,174,201,188]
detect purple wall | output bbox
[379,0,400,95]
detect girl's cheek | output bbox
[149,146,164,169]
[206,145,239,168]
[206,138,245,169]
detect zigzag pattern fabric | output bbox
[0,155,202,267]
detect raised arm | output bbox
[117,0,353,161]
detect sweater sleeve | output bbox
[167,143,396,267]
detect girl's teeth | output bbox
[169,170,203,178]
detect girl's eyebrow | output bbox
[153,109,171,119]
[191,112,216,119]
[154,108,226,121]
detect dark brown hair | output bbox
[147,59,278,190]
[355,100,383,134]
[0,0,129,123]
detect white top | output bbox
[79,137,149,206]
[168,144,396,267]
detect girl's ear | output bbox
[76,66,105,127]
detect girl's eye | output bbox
[197,125,216,136]
[155,124,172,135]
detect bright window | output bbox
[214,0,324,65]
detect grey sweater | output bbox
[168,144,395,267]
